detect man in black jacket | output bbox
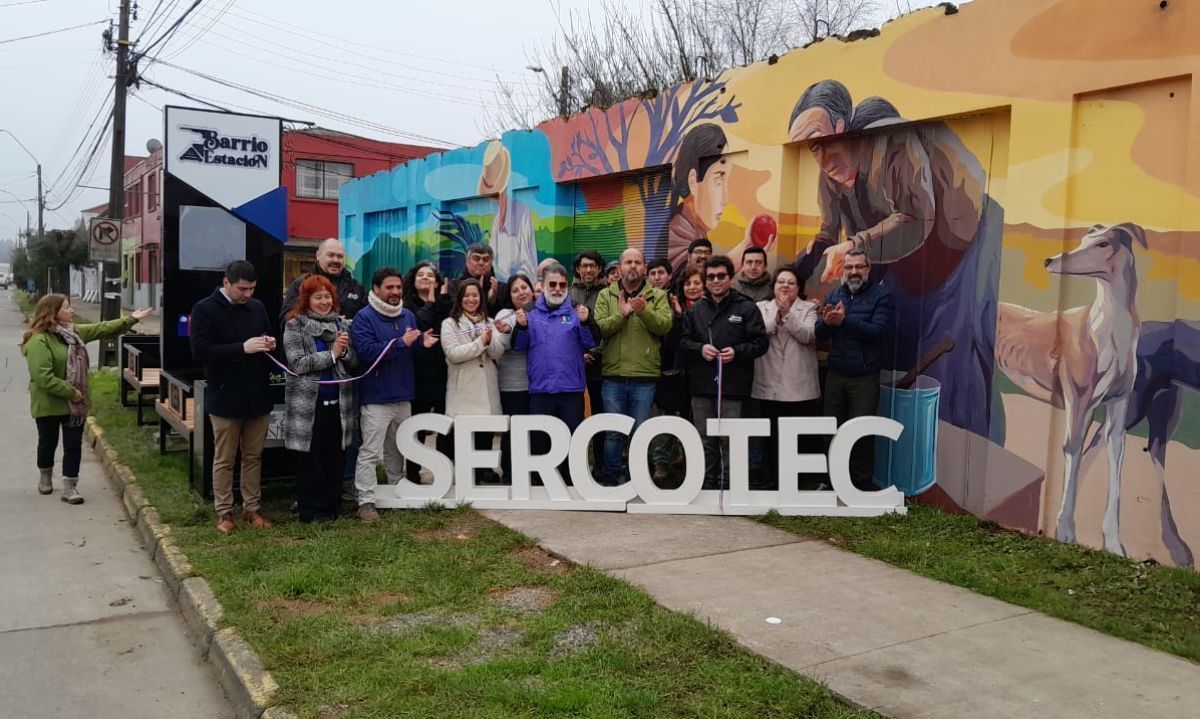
[190,260,277,534]
[680,255,769,489]
[280,239,365,324]
[461,242,506,315]
[815,248,895,490]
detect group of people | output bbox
[22,234,895,533]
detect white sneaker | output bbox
[61,478,84,505]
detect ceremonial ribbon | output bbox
[266,337,401,386]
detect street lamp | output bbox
[0,129,44,247]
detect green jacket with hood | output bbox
[22,317,137,418]
[592,280,673,379]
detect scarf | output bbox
[54,323,89,426]
[298,312,349,379]
[368,291,403,318]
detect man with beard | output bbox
[593,248,673,485]
[280,239,365,323]
[815,248,894,490]
[515,263,596,483]
[350,267,438,521]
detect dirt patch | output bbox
[357,611,479,635]
[360,592,410,608]
[488,586,558,612]
[256,598,333,621]
[512,546,570,575]
[551,622,602,656]
[413,513,489,541]
[274,536,308,547]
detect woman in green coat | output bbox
[21,293,151,504]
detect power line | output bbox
[45,88,114,196]
[191,32,502,111]
[152,59,464,147]
[211,4,530,83]
[137,0,201,57]
[159,0,231,60]
[188,12,537,101]
[0,18,107,46]
[45,107,113,211]
[138,76,229,111]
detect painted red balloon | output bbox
[750,215,777,248]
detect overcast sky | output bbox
[0,0,937,237]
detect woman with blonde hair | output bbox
[21,294,151,503]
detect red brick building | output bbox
[279,128,439,286]
[119,128,437,307]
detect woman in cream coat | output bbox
[441,278,505,482]
[752,267,820,489]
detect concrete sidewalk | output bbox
[484,510,1200,719]
[0,291,232,718]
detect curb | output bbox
[87,414,287,719]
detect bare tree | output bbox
[482,0,879,134]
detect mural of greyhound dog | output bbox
[1078,320,1200,567]
[995,222,1147,556]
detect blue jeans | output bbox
[600,378,657,484]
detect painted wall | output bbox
[340,0,1200,568]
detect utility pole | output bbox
[558,66,570,118]
[36,163,43,247]
[101,0,131,366]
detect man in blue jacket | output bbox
[515,263,596,484]
[350,266,437,521]
[815,248,895,490]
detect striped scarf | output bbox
[54,323,89,426]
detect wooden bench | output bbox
[156,370,198,484]
[121,342,161,425]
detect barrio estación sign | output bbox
[380,413,907,516]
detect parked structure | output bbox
[117,128,438,309]
[339,0,1200,568]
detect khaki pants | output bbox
[210,414,271,516]
[355,401,411,506]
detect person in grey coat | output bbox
[282,275,358,523]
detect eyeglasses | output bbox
[545,281,567,289]
[705,273,729,281]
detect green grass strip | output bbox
[89,372,875,719]
[760,509,1200,662]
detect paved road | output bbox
[484,510,1200,719]
[0,290,232,718]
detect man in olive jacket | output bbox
[592,248,673,485]
[680,255,769,489]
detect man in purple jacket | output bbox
[350,266,437,521]
[515,263,596,483]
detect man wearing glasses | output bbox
[569,250,607,438]
[680,256,769,490]
[515,264,597,483]
[815,248,894,490]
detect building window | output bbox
[296,159,354,200]
[125,181,142,217]
[147,172,159,212]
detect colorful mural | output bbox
[340,0,1200,568]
